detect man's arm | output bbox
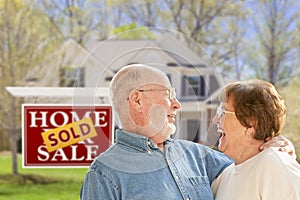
[260,135,296,159]
[80,170,120,200]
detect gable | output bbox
[155,33,208,67]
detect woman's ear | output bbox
[245,126,255,138]
[244,119,257,137]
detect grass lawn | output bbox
[0,152,88,200]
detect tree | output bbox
[0,0,61,175]
[244,0,300,86]
[280,76,300,162]
[106,0,250,80]
[110,0,166,27]
[37,0,113,44]
[163,0,248,78]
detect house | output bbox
[24,32,223,146]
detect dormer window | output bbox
[60,67,85,87]
[182,75,206,100]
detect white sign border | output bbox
[22,103,114,169]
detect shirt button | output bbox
[175,176,179,180]
[147,150,152,154]
[185,198,190,200]
[147,141,151,145]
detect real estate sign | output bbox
[22,104,113,168]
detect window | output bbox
[60,67,85,87]
[182,75,206,100]
[187,119,200,142]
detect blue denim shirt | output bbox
[80,129,232,200]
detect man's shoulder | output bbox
[173,138,200,145]
[173,139,214,151]
[90,143,122,167]
[172,139,226,159]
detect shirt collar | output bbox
[115,129,174,152]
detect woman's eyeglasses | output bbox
[216,104,235,119]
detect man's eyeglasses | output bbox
[216,104,235,119]
[138,87,176,100]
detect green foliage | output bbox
[0,0,62,174]
[111,22,155,39]
[279,76,300,162]
[0,152,87,200]
[0,173,59,185]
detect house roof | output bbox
[21,32,219,90]
[85,32,209,71]
[85,40,152,67]
[154,33,209,66]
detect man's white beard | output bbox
[140,104,175,137]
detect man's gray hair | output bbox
[109,64,167,125]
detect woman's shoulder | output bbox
[256,147,300,174]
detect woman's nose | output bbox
[212,113,219,124]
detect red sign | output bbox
[22,104,113,168]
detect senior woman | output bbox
[211,79,300,200]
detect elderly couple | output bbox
[80,64,300,200]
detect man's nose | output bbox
[171,97,181,110]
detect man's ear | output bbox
[128,91,142,111]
